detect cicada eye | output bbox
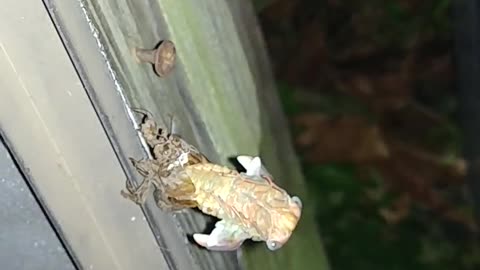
[292,196,302,208]
[266,240,282,251]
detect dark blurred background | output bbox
[251,0,480,269]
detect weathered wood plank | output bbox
[81,0,330,269]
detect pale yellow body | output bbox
[183,163,301,243]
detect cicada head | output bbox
[266,195,303,251]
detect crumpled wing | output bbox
[236,155,282,189]
[193,220,250,251]
[236,155,272,179]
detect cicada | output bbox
[122,111,302,251]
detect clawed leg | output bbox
[129,157,158,177]
[131,108,176,136]
[131,108,156,133]
[121,176,154,205]
[131,108,166,148]
[131,107,154,122]
[121,158,157,205]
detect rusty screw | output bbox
[133,40,176,77]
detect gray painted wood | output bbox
[0,1,174,269]
[0,140,76,270]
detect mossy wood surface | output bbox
[84,0,329,269]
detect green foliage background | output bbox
[254,1,480,269]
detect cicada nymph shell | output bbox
[121,110,205,210]
[121,110,302,251]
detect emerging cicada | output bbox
[122,111,302,251]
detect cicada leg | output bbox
[152,188,176,210]
[129,158,155,176]
[130,107,154,126]
[121,176,154,205]
[121,158,158,205]
[131,108,171,149]
[166,113,176,135]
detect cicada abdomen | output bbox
[183,157,302,250]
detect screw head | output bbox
[153,40,176,77]
[134,40,176,77]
